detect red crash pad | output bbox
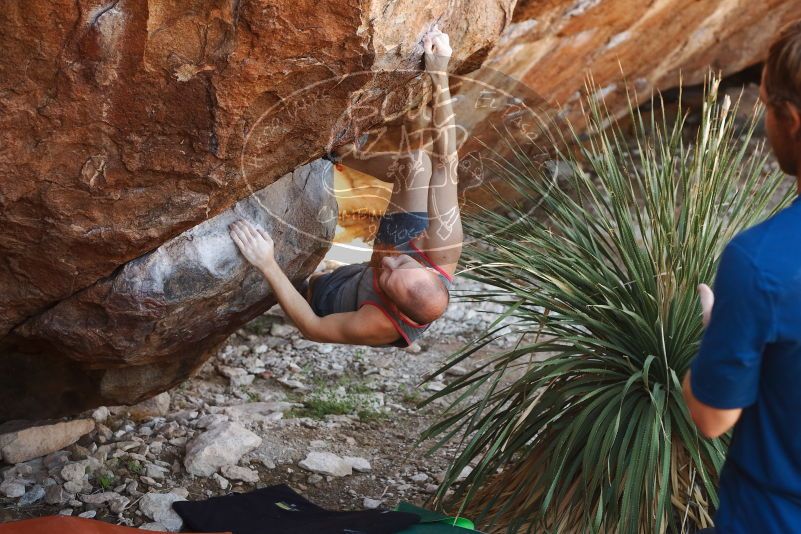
[0,516,231,534]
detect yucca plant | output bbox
[422,78,792,533]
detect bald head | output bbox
[396,273,450,325]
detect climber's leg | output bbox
[374,150,433,246]
[339,150,432,212]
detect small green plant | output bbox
[242,387,260,402]
[423,78,791,533]
[126,459,143,475]
[97,472,115,490]
[289,398,354,419]
[287,376,384,420]
[356,409,388,422]
[401,387,424,406]
[241,315,275,336]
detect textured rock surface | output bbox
[0,0,512,338]
[299,451,354,478]
[344,0,801,216]
[138,491,186,532]
[486,0,801,121]
[0,162,335,420]
[0,419,95,464]
[184,421,262,477]
[0,0,513,421]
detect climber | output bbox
[229,27,460,347]
[684,20,801,534]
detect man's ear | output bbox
[786,102,801,141]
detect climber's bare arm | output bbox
[229,220,400,345]
[416,28,462,277]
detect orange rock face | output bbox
[0,0,512,420]
[487,0,801,118]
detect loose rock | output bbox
[344,457,372,473]
[220,465,259,483]
[298,452,352,478]
[91,407,110,423]
[18,485,45,505]
[0,419,94,464]
[45,484,69,505]
[127,393,171,420]
[0,481,25,499]
[363,497,382,510]
[139,491,186,532]
[184,422,262,477]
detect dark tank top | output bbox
[310,239,453,348]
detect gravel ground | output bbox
[0,276,513,530]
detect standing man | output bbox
[228,27,461,347]
[683,21,801,533]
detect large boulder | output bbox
[0,161,335,419]
[0,0,513,420]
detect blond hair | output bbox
[765,19,801,112]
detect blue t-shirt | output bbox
[691,196,801,533]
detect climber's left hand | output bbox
[229,219,276,272]
[424,26,451,78]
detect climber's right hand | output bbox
[423,26,451,78]
[229,219,276,272]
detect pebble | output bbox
[139,491,186,532]
[344,457,371,473]
[426,381,446,392]
[445,365,468,376]
[45,484,69,505]
[18,485,45,505]
[298,451,352,477]
[0,481,25,499]
[127,393,171,420]
[363,498,382,510]
[43,451,71,470]
[140,523,168,531]
[77,510,96,519]
[220,465,259,483]
[146,463,168,480]
[183,422,262,477]
[61,462,88,482]
[457,466,473,481]
[211,473,229,490]
[217,366,255,387]
[64,480,85,494]
[0,419,95,464]
[277,377,307,390]
[270,323,297,338]
[92,406,110,423]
